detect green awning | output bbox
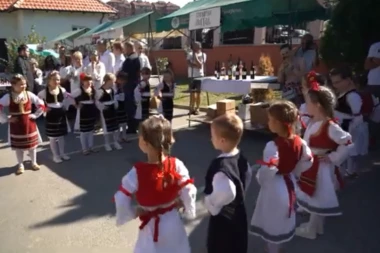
[94,11,162,36]
[49,28,90,43]
[77,21,115,39]
[156,0,328,32]
[156,0,251,32]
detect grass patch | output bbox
[174,83,242,107]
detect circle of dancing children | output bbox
[295,73,353,240]
[113,115,196,253]
[37,71,71,163]
[250,100,313,253]
[204,114,253,253]
[0,74,45,174]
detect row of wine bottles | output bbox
[214,60,256,80]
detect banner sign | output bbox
[189,7,221,30]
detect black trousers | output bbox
[124,83,137,133]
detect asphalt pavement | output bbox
[0,108,379,253]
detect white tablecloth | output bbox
[196,76,278,94]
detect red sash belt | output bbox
[139,203,178,242]
[257,159,295,218]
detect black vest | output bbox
[76,86,95,103]
[140,82,150,98]
[204,152,248,253]
[161,82,173,94]
[336,89,356,131]
[99,88,114,102]
[45,87,64,103]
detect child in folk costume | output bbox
[155,70,176,122]
[204,114,252,253]
[67,51,84,93]
[114,115,196,253]
[37,71,71,163]
[134,67,151,124]
[296,81,353,240]
[115,72,129,142]
[330,66,371,178]
[250,101,313,253]
[97,73,122,151]
[72,73,100,155]
[0,74,45,175]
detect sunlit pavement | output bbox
[0,109,379,253]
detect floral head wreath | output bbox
[306,71,320,91]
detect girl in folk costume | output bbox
[114,115,196,253]
[97,73,122,151]
[250,101,313,253]
[85,50,106,90]
[37,71,72,163]
[204,114,252,253]
[0,74,45,175]
[330,66,370,178]
[154,70,176,122]
[115,72,129,142]
[134,67,151,123]
[296,82,353,240]
[72,73,100,155]
[67,51,84,93]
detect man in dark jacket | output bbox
[121,41,140,133]
[14,44,35,93]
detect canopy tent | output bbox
[74,21,115,46]
[155,0,328,33]
[27,44,59,58]
[48,28,90,47]
[74,12,161,46]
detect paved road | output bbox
[0,109,379,253]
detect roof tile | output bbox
[0,0,116,13]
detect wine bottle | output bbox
[220,62,226,78]
[250,61,255,80]
[242,62,247,80]
[228,65,232,80]
[235,57,241,80]
[214,61,219,78]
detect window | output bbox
[222,29,254,45]
[72,26,86,31]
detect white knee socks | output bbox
[309,213,323,232]
[28,148,37,165]
[49,137,59,158]
[15,150,24,168]
[57,137,66,157]
[80,132,94,151]
[120,123,127,139]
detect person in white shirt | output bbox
[294,34,318,73]
[97,40,116,74]
[187,41,206,115]
[85,51,106,90]
[29,58,43,90]
[364,41,380,97]
[67,51,84,93]
[134,41,151,70]
[112,41,125,73]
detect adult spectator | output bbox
[278,44,305,105]
[14,44,35,93]
[97,40,115,74]
[29,58,43,91]
[134,41,151,70]
[121,41,140,133]
[112,41,125,73]
[294,34,318,72]
[364,41,380,98]
[187,41,206,115]
[85,51,105,90]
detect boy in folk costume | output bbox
[155,70,176,122]
[97,73,122,151]
[134,67,151,124]
[114,115,196,253]
[72,73,100,155]
[296,77,353,240]
[38,71,72,163]
[330,66,372,178]
[204,114,252,253]
[0,74,45,175]
[115,72,129,142]
[250,101,313,253]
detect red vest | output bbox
[298,120,341,196]
[135,157,182,207]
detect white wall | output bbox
[0,10,108,40]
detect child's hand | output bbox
[135,206,147,217]
[318,155,331,163]
[8,117,18,123]
[158,91,162,98]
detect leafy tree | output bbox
[0,25,47,72]
[320,0,380,73]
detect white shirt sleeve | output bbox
[346,91,362,115]
[367,43,379,58]
[204,172,236,216]
[175,159,197,219]
[327,123,354,165]
[0,94,10,124]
